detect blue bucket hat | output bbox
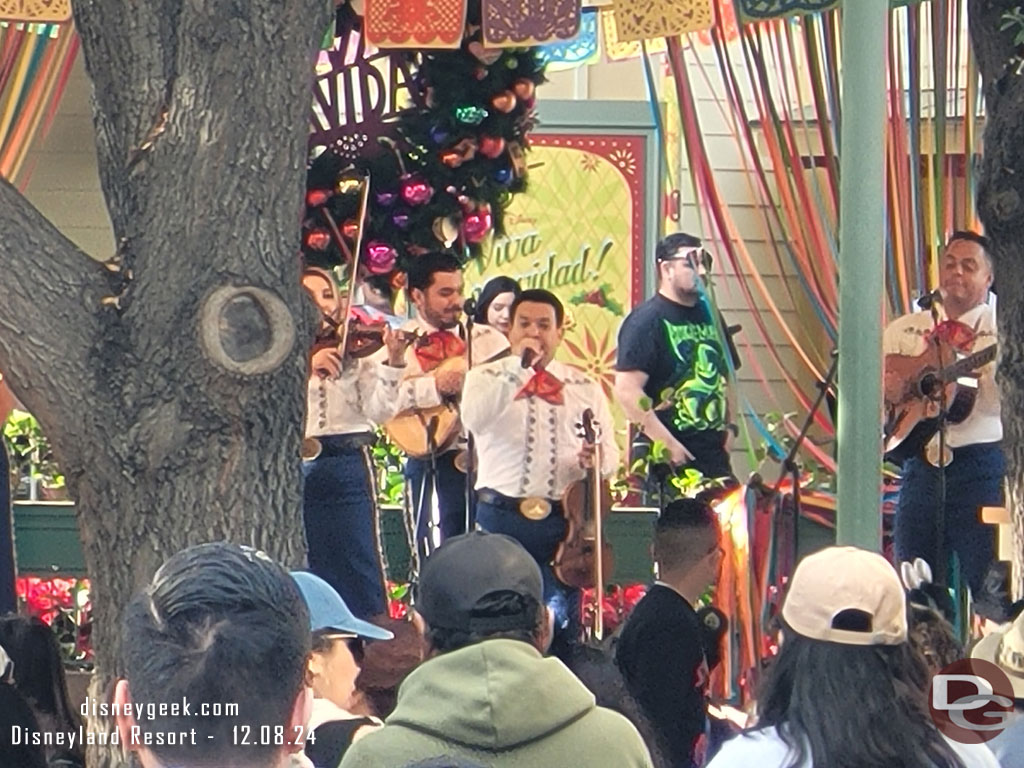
[290,571,394,641]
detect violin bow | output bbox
[326,171,371,365]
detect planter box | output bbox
[13,501,835,585]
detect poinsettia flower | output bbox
[562,326,618,402]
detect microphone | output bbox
[917,289,943,310]
[462,297,477,317]
[520,347,537,369]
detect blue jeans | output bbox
[302,442,386,619]
[475,497,581,659]
[894,442,1004,594]
[405,451,467,561]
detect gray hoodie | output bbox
[340,638,654,767]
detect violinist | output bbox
[462,289,618,658]
[301,266,410,621]
[393,253,509,561]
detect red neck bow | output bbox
[415,329,466,372]
[515,368,564,405]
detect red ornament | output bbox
[365,241,398,275]
[491,91,517,113]
[462,207,493,244]
[513,78,536,101]
[400,174,434,206]
[304,228,331,251]
[342,219,360,239]
[479,136,506,159]
[305,189,332,207]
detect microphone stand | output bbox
[927,297,950,588]
[769,349,839,568]
[462,299,477,533]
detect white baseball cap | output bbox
[971,613,1024,699]
[781,546,909,646]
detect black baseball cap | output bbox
[416,531,543,632]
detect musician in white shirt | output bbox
[301,267,409,620]
[463,289,618,656]
[392,253,509,562]
[882,231,1004,614]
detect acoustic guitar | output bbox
[384,357,464,459]
[883,340,997,455]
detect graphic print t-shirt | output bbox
[616,294,738,448]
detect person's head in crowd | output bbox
[564,644,671,768]
[653,498,722,602]
[900,559,961,675]
[414,531,550,656]
[291,571,393,711]
[361,274,395,315]
[0,616,83,765]
[655,232,709,303]
[406,252,464,330]
[940,230,993,316]
[0,643,47,768]
[508,289,565,369]
[473,276,521,336]
[755,546,969,768]
[116,542,312,768]
[971,607,1024,706]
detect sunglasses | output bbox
[317,633,366,662]
[659,247,714,271]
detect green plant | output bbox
[3,409,65,491]
[372,428,406,507]
[611,439,727,504]
[1001,6,1024,46]
[752,411,834,493]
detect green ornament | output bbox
[454,105,489,125]
[505,57,518,69]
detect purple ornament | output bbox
[365,241,398,275]
[392,210,412,230]
[430,125,450,145]
[376,190,398,207]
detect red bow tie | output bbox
[516,369,564,405]
[415,329,466,372]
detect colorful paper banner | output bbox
[364,0,467,49]
[611,0,713,43]
[538,8,600,69]
[482,0,581,47]
[0,0,70,23]
[601,8,665,61]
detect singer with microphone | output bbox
[462,289,619,658]
[883,230,1006,619]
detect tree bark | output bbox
[969,0,1024,599]
[0,1,330,764]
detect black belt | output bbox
[477,488,561,511]
[315,433,375,456]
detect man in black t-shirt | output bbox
[616,498,723,768]
[615,232,740,480]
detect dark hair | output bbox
[406,252,463,294]
[565,643,671,768]
[120,542,310,768]
[908,604,961,674]
[364,273,394,302]
[473,276,521,325]
[653,498,719,571]
[424,591,545,654]
[510,288,564,327]
[754,628,967,768]
[402,758,490,768]
[655,232,702,262]
[947,230,993,271]
[0,684,48,768]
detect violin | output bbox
[553,408,615,639]
[312,313,421,360]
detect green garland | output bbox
[303,18,546,278]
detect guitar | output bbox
[554,408,615,639]
[883,340,997,455]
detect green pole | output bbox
[835,0,887,550]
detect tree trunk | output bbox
[969,0,1024,599]
[0,2,330,764]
